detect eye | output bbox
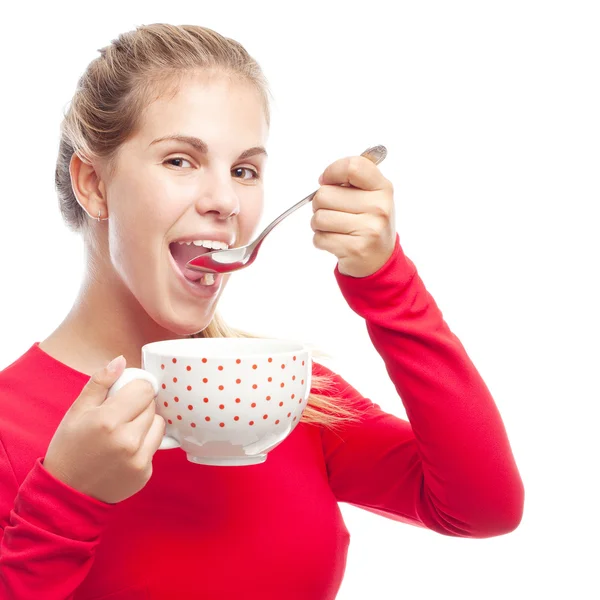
[232,167,260,181]
[164,157,193,169]
[164,157,260,180]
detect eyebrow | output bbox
[149,134,268,160]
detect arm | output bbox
[0,437,113,599]
[319,234,524,538]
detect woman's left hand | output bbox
[311,153,397,278]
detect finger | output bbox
[103,379,157,422]
[124,399,157,446]
[319,156,390,191]
[71,355,127,410]
[310,208,362,235]
[313,230,359,257]
[140,414,167,458]
[313,185,385,215]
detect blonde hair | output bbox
[55,23,369,432]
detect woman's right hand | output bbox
[44,355,166,504]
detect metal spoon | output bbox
[186,145,387,274]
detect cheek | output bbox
[107,177,177,265]
[107,195,168,279]
[238,199,264,244]
[108,223,150,281]
[107,158,185,225]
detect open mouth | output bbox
[169,240,226,286]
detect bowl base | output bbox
[186,454,267,466]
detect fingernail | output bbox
[107,355,125,373]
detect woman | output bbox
[0,23,524,600]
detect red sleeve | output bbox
[319,234,524,538]
[0,439,114,599]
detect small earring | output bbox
[97,210,102,222]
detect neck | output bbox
[40,241,185,376]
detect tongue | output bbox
[170,243,210,282]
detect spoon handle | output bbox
[250,145,387,251]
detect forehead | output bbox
[137,72,268,146]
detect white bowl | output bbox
[109,338,312,466]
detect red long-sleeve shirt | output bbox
[0,234,524,599]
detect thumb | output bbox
[74,355,127,410]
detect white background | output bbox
[1,1,599,598]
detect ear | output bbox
[69,152,108,220]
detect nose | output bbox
[194,170,240,220]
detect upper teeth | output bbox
[176,240,229,250]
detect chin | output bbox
[162,313,215,338]
[138,270,230,339]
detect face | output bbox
[92,72,268,335]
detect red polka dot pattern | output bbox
[154,353,311,442]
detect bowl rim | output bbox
[142,337,311,359]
